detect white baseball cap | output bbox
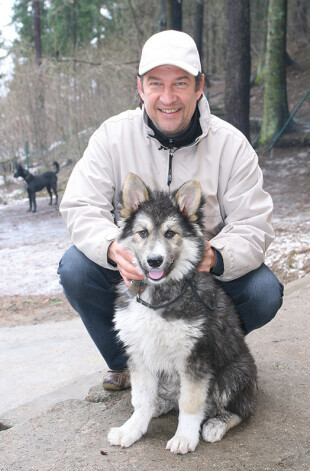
[139,30,201,77]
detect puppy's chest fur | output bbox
[114,294,204,374]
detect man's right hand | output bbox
[108,240,144,287]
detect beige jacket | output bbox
[60,95,274,281]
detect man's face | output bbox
[137,65,204,137]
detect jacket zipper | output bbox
[167,149,175,187]
[167,138,175,187]
[154,137,200,189]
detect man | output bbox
[58,30,283,391]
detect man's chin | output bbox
[154,121,184,138]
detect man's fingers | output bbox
[120,267,144,281]
[117,256,144,284]
[205,241,211,251]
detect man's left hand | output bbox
[197,241,216,273]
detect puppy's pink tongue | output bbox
[148,270,164,280]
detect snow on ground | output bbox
[0,198,72,295]
[265,218,310,281]
[0,202,309,297]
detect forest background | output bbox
[0,0,309,184]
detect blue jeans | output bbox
[57,246,284,370]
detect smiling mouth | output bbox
[160,108,181,114]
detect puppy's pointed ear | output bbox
[175,180,202,221]
[121,173,149,217]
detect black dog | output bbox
[14,162,59,213]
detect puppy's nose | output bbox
[147,254,163,268]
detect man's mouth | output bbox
[160,108,181,114]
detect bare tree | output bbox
[225,0,251,140]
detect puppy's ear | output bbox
[121,173,149,217]
[175,180,202,221]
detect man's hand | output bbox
[108,240,144,287]
[197,241,216,273]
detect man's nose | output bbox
[160,87,176,104]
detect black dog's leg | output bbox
[32,193,37,213]
[27,189,32,212]
[46,185,53,205]
[52,184,58,205]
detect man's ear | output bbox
[121,173,149,217]
[196,73,205,100]
[175,180,202,221]
[137,75,144,102]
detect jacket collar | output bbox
[147,106,202,149]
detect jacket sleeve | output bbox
[59,128,120,269]
[210,143,274,282]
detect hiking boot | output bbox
[103,369,130,391]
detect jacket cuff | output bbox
[107,257,117,268]
[210,248,224,276]
[98,228,120,269]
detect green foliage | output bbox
[12,0,110,57]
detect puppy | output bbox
[108,173,257,454]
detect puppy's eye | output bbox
[165,230,176,239]
[138,229,149,239]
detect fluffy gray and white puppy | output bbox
[108,173,257,455]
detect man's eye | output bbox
[165,230,176,239]
[138,229,149,239]
[176,81,188,87]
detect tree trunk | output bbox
[252,0,269,86]
[167,0,182,31]
[259,0,290,145]
[32,0,48,164]
[225,0,251,140]
[159,0,167,31]
[297,0,308,36]
[194,0,204,64]
[33,0,42,66]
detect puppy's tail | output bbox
[53,161,60,174]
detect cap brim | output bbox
[139,59,199,77]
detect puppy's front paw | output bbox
[108,424,143,448]
[166,433,199,454]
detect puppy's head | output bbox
[118,173,205,284]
